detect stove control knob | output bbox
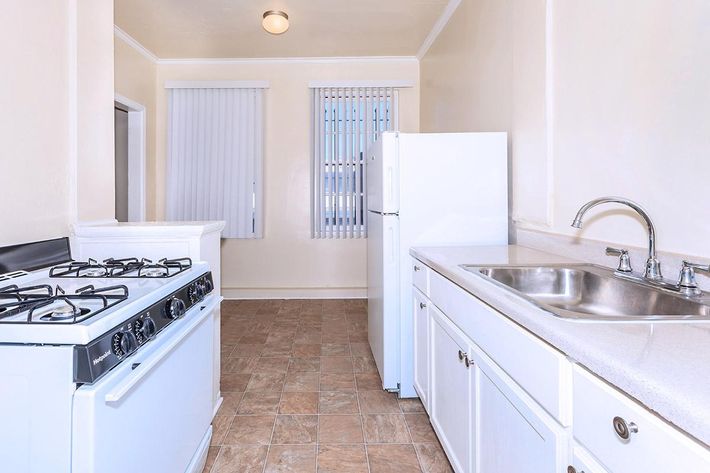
[166,297,186,319]
[112,330,137,357]
[203,278,214,294]
[189,283,205,303]
[135,316,156,342]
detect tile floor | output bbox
[203,299,453,473]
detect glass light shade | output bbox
[262,11,289,35]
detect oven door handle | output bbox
[104,296,220,404]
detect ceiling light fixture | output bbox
[262,10,289,35]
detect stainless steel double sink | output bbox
[462,264,710,321]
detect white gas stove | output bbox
[0,239,219,473]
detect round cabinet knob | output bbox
[419,302,426,309]
[613,416,638,440]
[458,350,466,361]
[166,297,186,319]
[567,466,577,473]
[464,356,472,368]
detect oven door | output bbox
[71,295,218,473]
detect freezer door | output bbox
[366,132,399,214]
[367,211,400,390]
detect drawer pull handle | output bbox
[613,416,638,440]
[458,350,467,361]
[419,302,426,309]
[414,265,421,272]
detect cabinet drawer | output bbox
[412,259,429,295]
[573,364,710,473]
[429,270,572,425]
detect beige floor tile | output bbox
[367,444,422,473]
[211,416,235,446]
[224,415,275,445]
[319,373,356,392]
[237,392,281,415]
[348,343,372,357]
[202,446,220,473]
[284,371,320,392]
[222,357,259,374]
[414,443,453,473]
[279,392,319,414]
[292,344,322,357]
[321,344,351,356]
[220,373,252,392]
[262,343,295,357]
[319,392,359,414]
[212,445,268,473]
[352,356,378,373]
[318,415,364,444]
[358,390,401,414]
[398,398,426,413]
[256,356,290,374]
[217,392,244,416]
[247,372,286,391]
[317,445,368,473]
[321,357,354,373]
[363,414,412,443]
[272,415,319,445]
[264,445,317,473]
[288,357,321,372]
[232,344,265,356]
[405,414,438,443]
[355,373,382,391]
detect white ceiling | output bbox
[114,0,449,59]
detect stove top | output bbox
[0,283,128,324]
[49,257,193,279]
[0,260,212,345]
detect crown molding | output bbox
[157,56,419,65]
[114,25,159,63]
[417,0,462,60]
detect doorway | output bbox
[113,95,146,222]
[114,105,129,221]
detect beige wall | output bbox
[421,0,710,259]
[153,60,420,297]
[114,38,158,220]
[0,0,115,247]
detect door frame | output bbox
[114,93,146,222]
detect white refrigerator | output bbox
[367,132,508,397]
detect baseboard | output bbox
[221,287,367,300]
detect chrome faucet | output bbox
[571,197,663,281]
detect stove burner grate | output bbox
[0,284,129,324]
[50,257,192,279]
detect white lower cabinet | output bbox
[411,260,710,473]
[475,351,567,473]
[570,445,610,473]
[412,289,430,411]
[429,306,474,473]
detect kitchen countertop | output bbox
[72,220,226,237]
[410,245,710,447]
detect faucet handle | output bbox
[606,247,633,273]
[678,261,710,295]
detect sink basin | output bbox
[462,264,710,321]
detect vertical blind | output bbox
[166,87,264,238]
[311,87,398,239]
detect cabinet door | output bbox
[476,352,566,473]
[412,289,430,412]
[429,307,474,473]
[570,446,610,473]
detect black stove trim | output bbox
[0,238,72,274]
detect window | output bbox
[166,84,266,238]
[311,87,398,238]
